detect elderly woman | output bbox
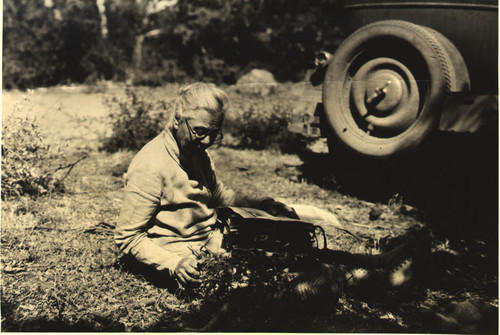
[115,83,297,286]
[116,82,427,293]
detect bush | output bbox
[101,86,174,152]
[101,85,304,153]
[223,93,302,151]
[1,115,66,199]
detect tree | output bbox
[3,0,64,88]
[3,0,115,88]
[3,0,346,88]
[53,0,108,83]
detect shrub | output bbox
[223,93,302,151]
[101,85,304,153]
[101,86,174,152]
[1,115,66,199]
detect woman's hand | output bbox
[259,198,299,219]
[174,255,201,286]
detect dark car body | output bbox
[343,0,497,93]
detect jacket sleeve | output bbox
[212,181,237,207]
[114,166,183,275]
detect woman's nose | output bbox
[200,136,212,146]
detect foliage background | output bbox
[3,0,345,89]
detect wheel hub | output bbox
[350,57,420,135]
[365,71,403,114]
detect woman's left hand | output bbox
[259,198,299,219]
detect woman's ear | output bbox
[173,113,181,130]
[171,101,183,130]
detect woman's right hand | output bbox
[174,256,201,286]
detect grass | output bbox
[1,86,498,332]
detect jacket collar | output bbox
[161,130,181,166]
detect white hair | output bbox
[167,82,229,130]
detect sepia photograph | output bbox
[1,0,498,332]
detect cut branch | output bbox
[54,154,88,181]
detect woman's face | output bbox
[175,108,224,154]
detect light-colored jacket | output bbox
[114,130,236,275]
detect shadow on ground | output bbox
[1,301,126,332]
[299,130,498,241]
[293,130,498,333]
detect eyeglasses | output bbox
[185,119,223,143]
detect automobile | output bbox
[290,0,498,159]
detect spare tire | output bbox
[323,20,470,158]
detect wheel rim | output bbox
[323,20,454,157]
[349,57,420,137]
